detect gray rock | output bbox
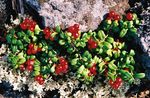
[25,0,129,32]
[0,0,7,27]
[131,1,150,79]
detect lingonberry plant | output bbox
[5,12,145,90]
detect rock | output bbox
[0,0,7,27]
[25,0,129,32]
[103,0,130,15]
[130,1,150,79]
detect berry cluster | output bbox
[55,57,69,75]
[109,77,122,89]
[20,18,36,31]
[107,11,121,21]
[67,24,80,39]
[5,13,145,88]
[27,43,41,55]
[43,27,54,41]
[88,37,98,49]
[19,59,35,71]
[88,63,97,76]
[126,12,133,21]
[35,75,45,85]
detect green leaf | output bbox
[59,40,65,45]
[113,50,121,58]
[34,66,40,71]
[106,37,114,43]
[32,36,37,42]
[134,73,145,79]
[108,60,117,70]
[26,30,33,36]
[35,25,41,35]
[122,50,127,56]
[71,58,78,65]
[12,38,17,45]
[50,65,56,73]
[98,30,106,40]
[6,34,12,43]
[129,27,137,34]
[98,61,105,73]
[106,49,112,57]
[34,59,40,66]
[55,25,61,33]
[134,19,140,25]
[112,20,119,27]
[108,71,117,81]
[132,13,138,20]
[127,21,134,28]
[82,69,89,76]
[82,51,92,60]
[33,71,40,76]
[120,70,133,80]
[77,65,85,74]
[60,32,65,39]
[104,57,111,62]
[51,57,58,62]
[119,29,128,38]
[103,42,112,49]
[105,19,112,25]
[24,36,31,43]
[67,47,74,53]
[18,57,26,65]
[11,45,18,53]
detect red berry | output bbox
[112,83,120,90]
[24,18,31,24]
[107,16,112,20]
[90,41,98,49]
[35,75,42,81]
[50,36,54,41]
[109,11,116,18]
[72,32,79,39]
[89,64,97,75]
[88,72,93,76]
[55,65,63,75]
[62,64,68,72]
[26,65,33,71]
[88,38,94,44]
[88,45,92,50]
[114,14,121,20]
[59,57,66,64]
[115,77,122,83]
[126,12,133,21]
[43,27,50,34]
[28,43,34,49]
[67,26,75,34]
[20,23,27,30]
[37,48,42,52]
[27,49,32,55]
[31,49,38,54]
[109,77,122,89]
[45,32,51,40]
[26,59,35,66]
[38,80,44,85]
[28,25,35,32]
[29,21,36,27]
[45,35,49,39]
[109,79,114,85]
[74,24,79,29]
[20,64,25,71]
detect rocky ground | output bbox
[0,0,150,98]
